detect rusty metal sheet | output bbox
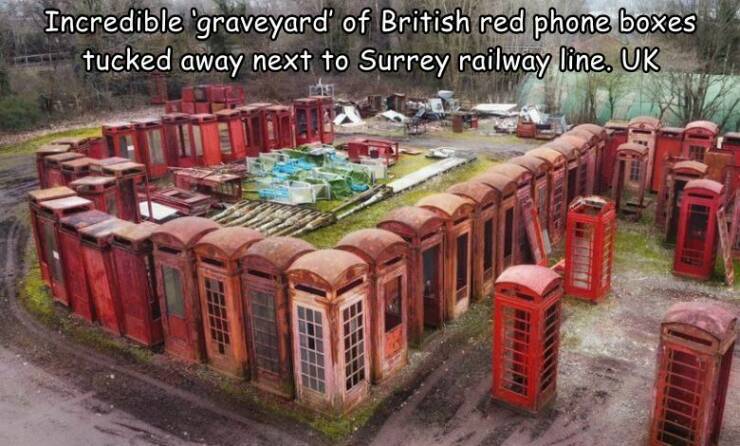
[195,227,263,260]
[243,236,315,272]
[151,216,220,249]
[663,302,737,342]
[495,265,561,298]
[336,228,406,266]
[287,249,368,290]
[416,193,475,220]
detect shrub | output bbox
[0,95,42,131]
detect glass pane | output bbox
[148,130,164,164]
[384,277,402,332]
[297,306,325,393]
[192,126,203,156]
[205,277,230,355]
[218,123,232,154]
[251,290,279,372]
[162,266,184,318]
[456,233,469,293]
[343,300,366,391]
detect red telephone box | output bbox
[268,105,294,149]
[658,160,708,244]
[309,95,335,144]
[60,157,95,185]
[239,104,267,155]
[510,155,551,245]
[447,181,499,301]
[79,218,131,334]
[261,106,281,152]
[102,122,138,160]
[673,179,725,281]
[336,229,409,383]
[546,139,582,204]
[719,131,740,197]
[611,143,649,220]
[111,221,163,347]
[36,144,70,188]
[151,217,220,363]
[287,249,370,414]
[100,161,146,222]
[604,121,629,191]
[194,228,263,377]
[70,176,119,215]
[492,265,562,413]
[347,138,400,166]
[215,109,247,162]
[682,121,719,163]
[649,302,736,446]
[162,113,196,167]
[564,196,617,303]
[653,127,685,193]
[293,98,322,146]
[417,193,475,321]
[58,210,113,320]
[133,118,168,179]
[28,186,76,285]
[472,172,518,274]
[560,132,594,197]
[527,147,568,245]
[574,124,607,192]
[45,152,85,187]
[628,116,661,189]
[189,114,222,166]
[377,206,445,344]
[241,237,315,397]
[489,163,547,266]
[37,196,94,305]
[87,137,108,160]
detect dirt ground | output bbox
[0,125,738,445]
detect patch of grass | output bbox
[303,157,497,248]
[614,220,672,273]
[1,127,101,155]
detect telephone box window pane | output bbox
[483,219,494,273]
[629,160,641,182]
[251,290,279,373]
[218,123,232,154]
[504,208,514,258]
[456,233,469,293]
[44,224,64,283]
[343,301,366,391]
[178,125,191,157]
[310,109,319,134]
[192,126,204,156]
[121,135,135,160]
[205,278,230,355]
[297,306,325,393]
[422,245,440,302]
[296,110,308,137]
[384,277,402,332]
[162,266,184,318]
[147,130,164,164]
[145,255,160,320]
[105,193,117,216]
